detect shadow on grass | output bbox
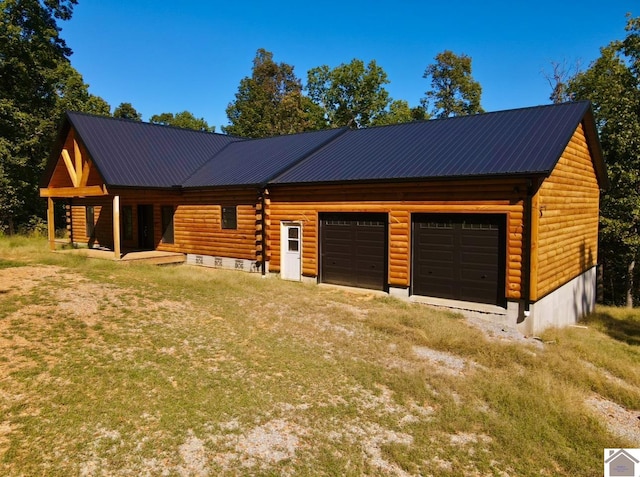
[0,259,26,270]
[584,310,640,346]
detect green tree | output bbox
[422,50,484,118]
[372,100,428,126]
[150,111,214,132]
[300,95,327,131]
[53,62,111,117]
[566,15,640,306]
[113,102,142,121]
[83,95,111,116]
[0,0,79,233]
[224,49,321,138]
[306,59,391,128]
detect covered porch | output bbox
[40,127,133,260]
[42,191,127,261]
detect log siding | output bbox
[268,180,528,300]
[41,105,606,332]
[70,188,260,261]
[71,198,112,247]
[532,123,600,300]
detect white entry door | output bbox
[281,223,301,281]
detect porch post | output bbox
[47,198,55,251]
[113,195,121,260]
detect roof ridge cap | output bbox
[427,100,592,123]
[66,110,238,139]
[238,126,349,142]
[345,101,593,132]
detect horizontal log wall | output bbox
[70,204,87,240]
[533,123,600,299]
[71,197,113,247]
[268,180,528,300]
[71,188,260,260]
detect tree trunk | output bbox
[8,217,14,236]
[626,259,635,308]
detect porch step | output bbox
[55,247,186,265]
[120,251,186,265]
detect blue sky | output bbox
[61,1,635,131]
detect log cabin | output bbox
[41,101,606,334]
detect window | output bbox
[222,206,237,229]
[85,206,95,237]
[462,222,498,230]
[420,221,453,229]
[122,206,133,240]
[288,226,299,252]
[161,205,174,244]
[325,220,350,226]
[357,220,385,227]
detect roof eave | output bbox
[63,112,110,186]
[581,107,609,190]
[40,115,72,188]
[269,171,551,188]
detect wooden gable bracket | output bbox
[61,148,78,187]
[60,138,90,188]
[80,154,92,187]
[41,135,105,198]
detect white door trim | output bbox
[280,222,302,281]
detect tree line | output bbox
[66,47,484,136]
[1,1,639,306]
[558,15,640,307]
[223,48,482,137]
[0,0,484,233]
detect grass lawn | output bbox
[0,235,638,476]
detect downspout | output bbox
[522,179,534,317]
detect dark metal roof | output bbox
[66,112,239,187]
[271,101,596,185]
[48,101,602,192]
[181,127,348,187]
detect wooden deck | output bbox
[58,248,186,265]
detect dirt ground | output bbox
[0,264,638,475]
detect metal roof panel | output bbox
[181,127,348,187]
[57,102,597,191]
[66,112,239,188]
[271,101,593,184]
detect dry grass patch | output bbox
[0,236,639,476]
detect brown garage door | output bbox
[320,213,387,291]
[412,214,506,305]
